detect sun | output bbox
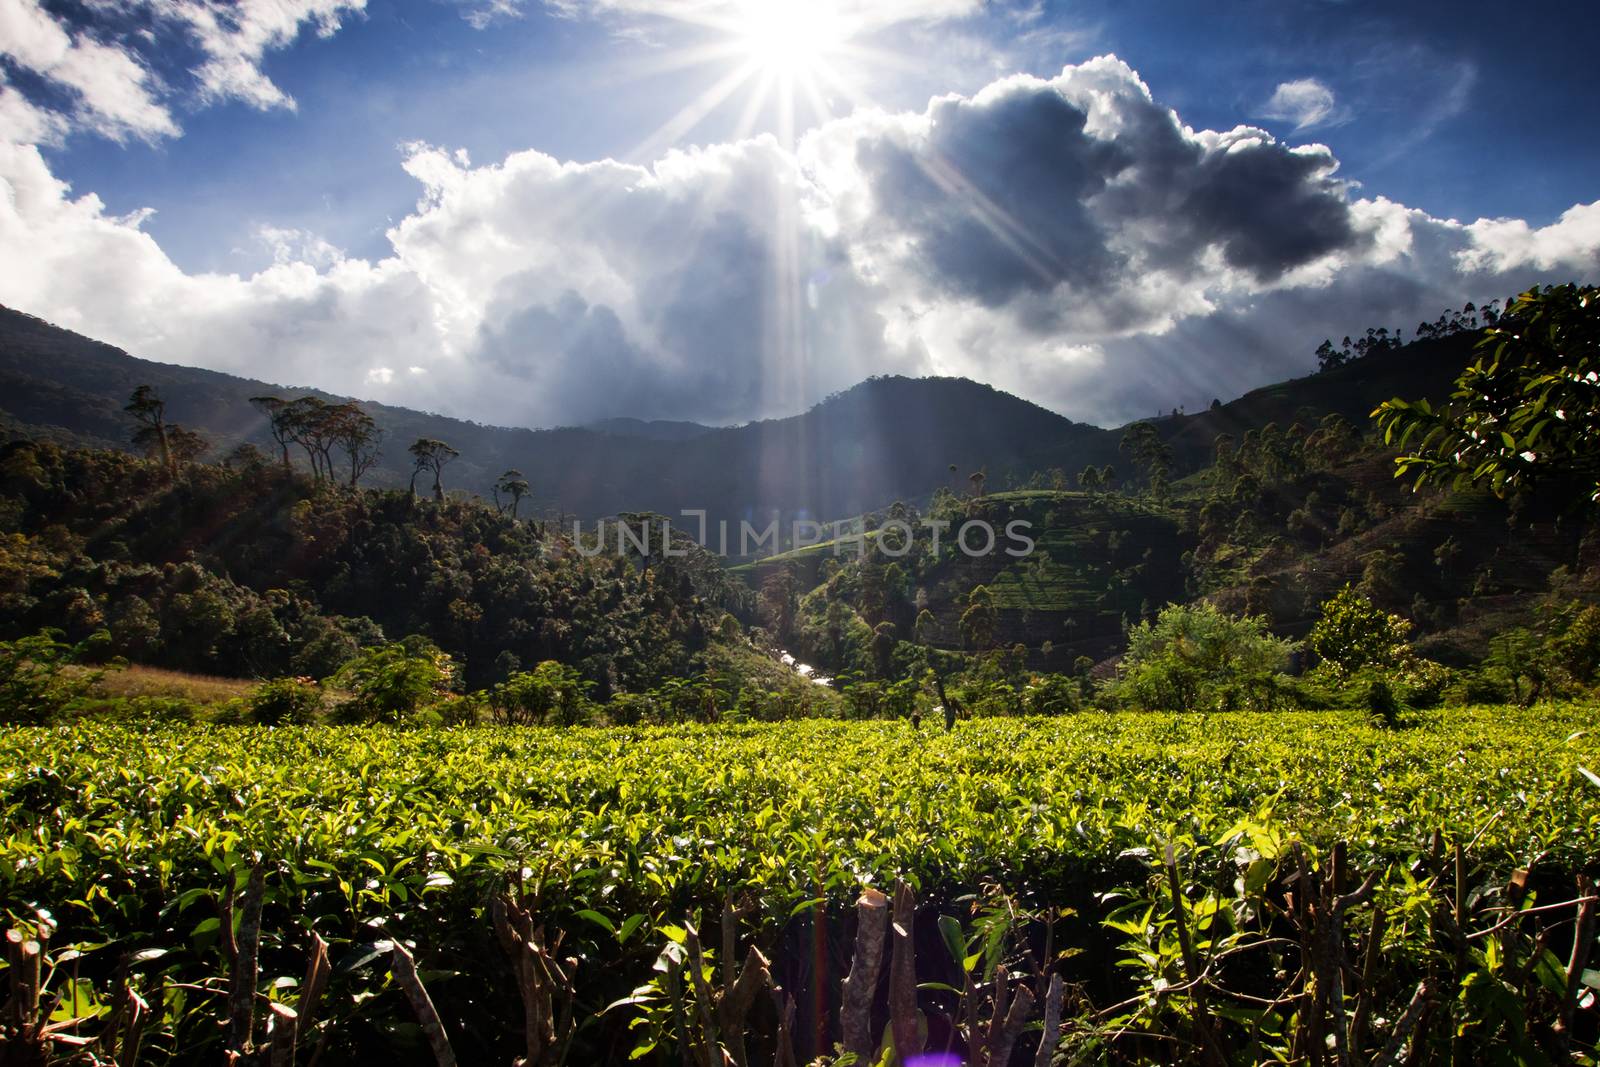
[732,0,850,79]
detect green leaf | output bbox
[575,909,615,934]
[937,915,967,970]
[617,913,647,945]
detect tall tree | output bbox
[1119,422,1172,498]
[408,438,459,500]
[249,395,294,470]
[280,397,333,481]
[125,385,173,473]
[960,585,997,651]
[494,469,531,517]
[327,403,381,488]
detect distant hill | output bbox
[584,417,714,442]
[0,306,1110,522]
[0,304,1471,524]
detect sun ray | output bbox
[626,58,763,162]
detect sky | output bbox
[1,0,1597,430]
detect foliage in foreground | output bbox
[1,711,1597,1063]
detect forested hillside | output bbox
[0,306,1106,521]
[0,445,750,690]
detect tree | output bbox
[408,438,459,500]
[249,395,294,469]
[1114,603,1293,712]
[334,642,456,724]
[328,403,381,487]
[870,621,898,679]
[0,629,108,725]
[490,661,593,726]
[166,426,210,465]
[759,566,799,638]
[494,469,531,517]
[959,585,997,651]
[1306,585,1411,678]
[125,385,174,473]
[1077,465,1101,494]
[1315,339,1347,373]
[1120,422,1172,498]
[1374,284,1600,504]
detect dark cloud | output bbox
[857,87,1126,305]
[836,63,1369,317]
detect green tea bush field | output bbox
[3,709,1598,1064]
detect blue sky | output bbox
[2,0,1597,427]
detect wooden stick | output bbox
[298,931,331,1052]
[984,980,1034,1067]
[1373,980,1432,1067]
[226,863,267,1058]
[1555,875,1597,1051]
[390,941,457,1067]
[888,882,921,1064]
[1033,974,1064,1067]
[840,887,889,1061]
[267,1002,299,1067]
[773,988,799,1067]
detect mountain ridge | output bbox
[0,304,1471,523]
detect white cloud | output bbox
[1260,78,1337,131]
[0,0,177,140]
[0,0,364,143]
[0,74,67,144]
[160,0,367,112]
[0,56,1596,429]
[1456,201,1600,274]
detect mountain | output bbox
[0,306,1110,524]
[0,305,1470,528]
[584,417,714,441]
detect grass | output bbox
[91,664,257,705]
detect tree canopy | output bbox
[1374,284,1600,504]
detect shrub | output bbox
[605,691,654,726]
[1023,674,1080,715]
[489,661,594,726]
[1113,603,1294,712]
[0,629,110,725]
[1364,677,1400,727]
[334,641,457,724]
[247,677,323,725]
[1307,585,1411,677]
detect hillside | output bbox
[0,305,1478,528]
[0,306,1107,522]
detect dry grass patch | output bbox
[95,665,257,705]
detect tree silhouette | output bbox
[494,470,531,517]
[408,438,459,500]
[1119,422,1171,498]
[328,403,381,487]
[249,396,294,469]
[125,386,174,473]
